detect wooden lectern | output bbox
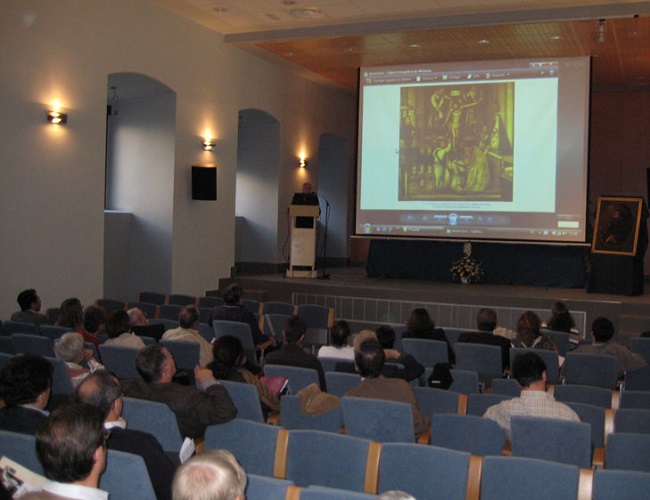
[286,204,320,278]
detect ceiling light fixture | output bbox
[597,19,606,43]
[478,39,490,44]
[289,7,324,20]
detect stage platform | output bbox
[216,266,650,342]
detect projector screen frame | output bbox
[354,56,592,246]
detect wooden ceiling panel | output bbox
[253,16,650,91]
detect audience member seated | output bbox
[512,311,557,352]
[208,283,276,356]
[263,315,326,391]
[172,449,246,500]
[572,317,647,379]
[122,344,237,440]
[403,308,454,363]
[162,305,213,367]
[76,370,177,500]
[129,307,165,342]
[375,326,424,382]
[0,354,52,434]
[484,352,579,440]
[103,309,146,349]
[55,332,104,388]
[345,339,429,439]
[10,289,47,325]
[208,335,280,416]
[55,297,84,331]
[457,308,512,372]
[543,301,578,334]
[317,320,354,360]
[21,403,109,500]
[80,305,106,352]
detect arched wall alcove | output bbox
[104,72,177,300]
[235,109,281,269]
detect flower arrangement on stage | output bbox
[450,242,484,283]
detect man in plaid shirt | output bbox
[484,352,579,439]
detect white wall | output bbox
[0,0,356,319]
[105,90,176,300]
[319,133,353,262]
[235,109,281,264]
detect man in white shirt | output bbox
[22,403,109,500]
[484,351,579,440]
[162,305,213,367]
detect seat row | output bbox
[101,294,335,326]
[396,336,650,392]
[116,384,650,473]
[205,419,650,499]
[4,422,649,500]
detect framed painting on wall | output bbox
[592,196,644,256]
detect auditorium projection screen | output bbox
[355,57,591,244]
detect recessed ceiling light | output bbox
[549,35,562,40]
[409,43,421,48]
[289,7,324,19]
[478,39,490,44]
[213,7,227,14]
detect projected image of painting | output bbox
[399,82,514,201]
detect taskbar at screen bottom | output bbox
[358,224,584,241]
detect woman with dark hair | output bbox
[103,309,145,349]
[514,311,557,351]
[403,308,454,363]
[56,297,83,330]
[208,335,280,415]
[318,320,354,360]
[545,302,577,334]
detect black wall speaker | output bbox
[191,166,217,201]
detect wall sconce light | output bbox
[47,111,67,124]
[299,158,308,168]
[202,139,215,151]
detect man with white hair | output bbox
[128,307,165,341]
[55,332,103,388]
[172,450,246,500]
